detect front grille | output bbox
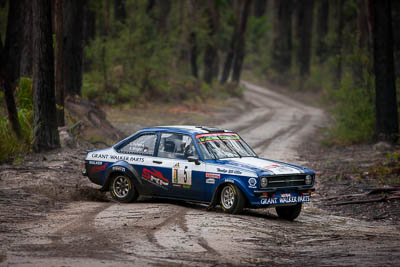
[264,175,306,188]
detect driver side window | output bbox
[158,133,198,159]
[118,134,157,156]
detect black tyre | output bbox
[220,184,245,214]
[109,174,138,203]
[275,203,302,221]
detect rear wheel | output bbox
[110,174,138,203]
[220,184,245,214]
[275,203,302,221]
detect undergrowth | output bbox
[0,78,33,163]
[370,151,400,185]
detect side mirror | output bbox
[187,156,201,165]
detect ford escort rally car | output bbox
[83,126,315,220]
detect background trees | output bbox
[371,0,398,143]
[32,0,60,152]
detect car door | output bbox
[116,132,166,195]
[153,132,206,200]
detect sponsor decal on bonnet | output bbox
[225,158,302,175]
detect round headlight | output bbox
[305,175,312,185]
[260,177,268,188]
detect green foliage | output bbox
[17,77,34,110]
[326,77,375,145]
[369,151,400,185]
[82,0,240,106]
[245,14,272,78]
[0,78,34,163]
[324,44,375,145]
[85,0,180,104]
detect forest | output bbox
[0,0,399,161]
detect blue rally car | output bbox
[83,126,315,220]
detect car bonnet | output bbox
[218,157,306,176]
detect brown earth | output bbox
[0,81,399,266]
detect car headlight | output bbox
[260,177,268,188]
[305,175,312,185]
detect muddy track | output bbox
[1,81,400,266]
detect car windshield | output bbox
[196,133,257,160]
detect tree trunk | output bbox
[146,0,171,34]
[335,0,345,87]
[271,0,293,75]
[253,0,267,17]
[114,0,126,23]
[189,32,198,78]
[357,0,372,50]
[316,0,329,63]
[0,0,23,140]
[83,3,96,45]
[20,0,33,77]
[32,0,60,152]
[220,0,241,84]
[63,0,85,96]
[188,0,198,78]
[371,0,399,143]
[232,0,252,83]
[296,0,314,78]
[55,0,64,126]
[157,0,171,33]
[391,0,400,78]
[203,0,219,84]
[4,0,24,82]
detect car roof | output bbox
[113,125,236,150]
[141,125,232,135]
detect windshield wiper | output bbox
[204,142,218,160]
[220,138,242,158]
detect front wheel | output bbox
[109,174,138,203]
[275,203,302,221]
[220,184,245,214]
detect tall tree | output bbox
[55,0,64,126]
[0,1,23,139]
[32,0,60,152]
[83,2,96,45]
[189,32,198,78]
[220,0,241,84]
[370,0,398,143]
[146,0,171,33]
[295,0,314,78]
[253,0,267,17]
[3,0,24,82]
[20,0,33,77]
[63,0,85,96]
[114,0,126,23]
[271,0,293,76]
[232,0,252,82]
[335,0,345,86]
[357,0,372,50]
[203,0,219,84]
[391,0,400,78]
[157,0,171,33]
[315,0,329,63]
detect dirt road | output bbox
[1,81,400,266]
